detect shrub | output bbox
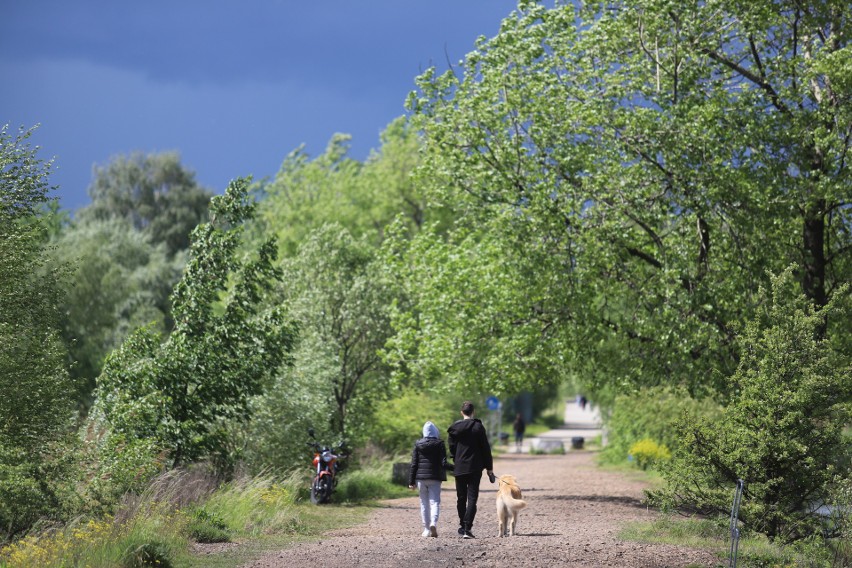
[648,269,852,543]
[826,474,852,565]
[333,464,408,503]
[0,437,81,541]
[628,438,671,470]
[362,388,458,455]
[122,540,172,568]
[600,386,720,466]
[83,430,166,514]
[185,508,230,543]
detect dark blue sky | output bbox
[2,1,518,211]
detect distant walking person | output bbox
[512,413,526,452]
[447,401,494,539]
[408,421,448,538]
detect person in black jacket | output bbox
[512,413,526,452]
[408,421,448,538]
[447,401,494,539]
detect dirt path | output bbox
[242,451,720,568]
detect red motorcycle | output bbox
[307,428,346,505]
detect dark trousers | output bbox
[454,471,482,531]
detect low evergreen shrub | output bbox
[648,270,852,544]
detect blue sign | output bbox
[486,396,500,410]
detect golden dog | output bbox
[495,474,527,537]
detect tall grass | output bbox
[1,460,407,568]
[201,471,305,536]
[0,509,188,568]
[334,461,409,503]
[0,467,302,567]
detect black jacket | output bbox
[447,418,493,476]
[408,437,448,485]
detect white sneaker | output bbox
[429,526,438,538]
[422,528,431,537]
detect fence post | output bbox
[729,479,744,568]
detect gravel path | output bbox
[242,450,721,568]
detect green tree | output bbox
[244,122,427,468]
[649,268,852,543]
[244,223,400,471]
[382,221,570,395]
[244,329,341,472]
[95,178,296,470]
[356,117,434,235]
[0,124,75,537]
[49,218,182,409]
[256,118,429,257]
[268,224,395,443]
[399,0,851,397]
[78,151,213,256]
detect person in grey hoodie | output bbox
[408,421,448,537]
[447,401,494,539]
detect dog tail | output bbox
[504,495,527,510]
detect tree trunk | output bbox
[802,200,827,336]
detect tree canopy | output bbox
[0,125,75,537]
[49,218,182,409]
[256,118,431,257]
[95,178,296,470]
[0,125,72,450]
[396,0,851,397]
[78,151,214,257]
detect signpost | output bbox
[729,479,744,568]
[485,396,502,445]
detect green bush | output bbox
[649,269,852,544]
[826,474,852,565]
[122,540,173,568]
[0,438,81,540]
[0,461,50,540]
[363,388,458,455]
[334,464,409,503]
[600,386,720,466]
[83,430,166,513]
[186,508,230,543]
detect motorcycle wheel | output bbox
[310,479,321,505]
[311,478,331,505]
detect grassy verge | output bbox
[608,462,847,568]
[619,515,845,568]
[0,461,407,568]
[183,504,373,568]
